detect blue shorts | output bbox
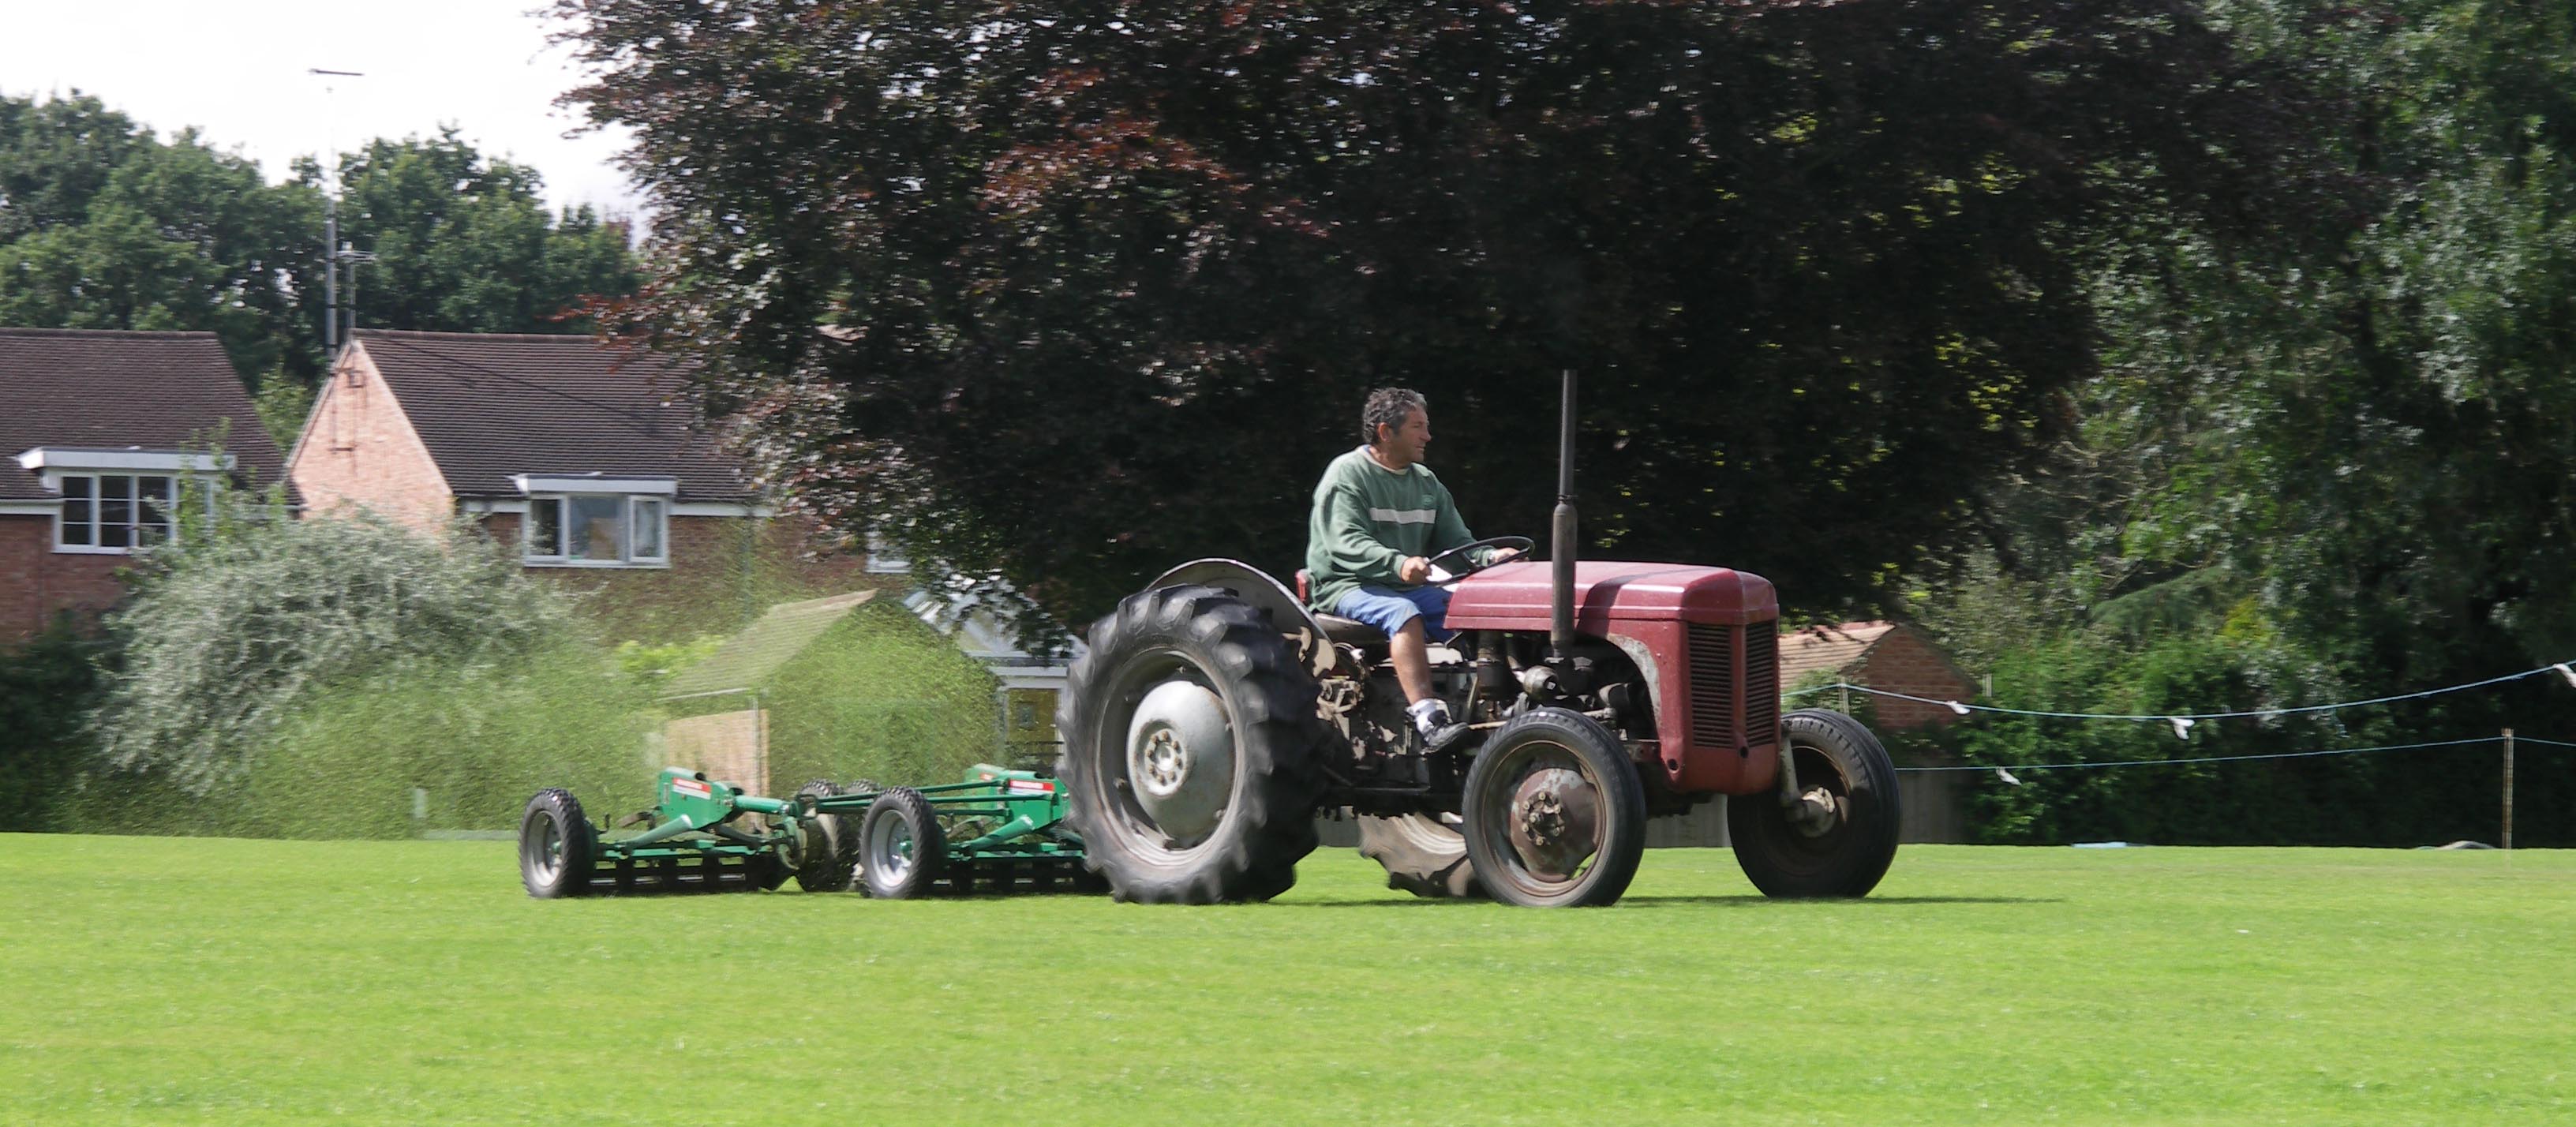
[1335,585,1455,643]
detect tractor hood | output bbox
[1443,561,1777,630]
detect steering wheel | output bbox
[1422,536,1537,585]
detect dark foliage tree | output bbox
[557,0,2339,625]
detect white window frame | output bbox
[522,492,672,568]
[17,448,234,556]
[47,470,216,556]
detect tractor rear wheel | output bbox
[1459,708,1646,908]
[1357,812,1484,899]
[1728,709,1902,898]
[791,780,854,893]
[519,788,597,899]
[1057,584,1327,904]
[859,787,945,899]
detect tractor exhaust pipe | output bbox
[1550,368,1577,662]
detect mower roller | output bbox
[518,764,1091,899]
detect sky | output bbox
[0,0,644,218]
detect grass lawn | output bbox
[1,836,2569,1125]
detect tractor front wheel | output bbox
[519,788,597,900]
[1728,709,1902,898]
[1057,584,1327,904]
[859,787,945,899]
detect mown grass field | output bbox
[1,836,2568,1125]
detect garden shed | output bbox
[655,589,1074,796]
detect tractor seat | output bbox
[1316,612,1387,646]
[1296,568,1387,646]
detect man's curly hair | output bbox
[1361,388,1427,446]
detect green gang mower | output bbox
[518,764,1095,899]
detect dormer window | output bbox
[16,448,232,555]
[512,474,675,567]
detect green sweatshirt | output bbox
[1305,445,1477,612]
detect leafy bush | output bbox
[0,622,107,830]
[92,496,580,797]
[1895,627,2575,847]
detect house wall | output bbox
[289,348,453,531]
[0,513,130,641]
[1854,629,1979,731]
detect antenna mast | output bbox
[309,68,373,354]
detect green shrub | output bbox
[92,499,578,797]
[0,622,107,830]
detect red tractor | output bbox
[1054,375,1900,907]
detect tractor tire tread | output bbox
[1057,585,1326,904]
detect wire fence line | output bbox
[1892,735,2533,775]
[1785,658,2576,723]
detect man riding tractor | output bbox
[1304,388,1519,753]
[1054,372,1902,908]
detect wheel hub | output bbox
[530,822,563,882]
[1506,765,1599,881]
[1125,680,1236,844]
[1789,787,1846,838]
[877,823,915,881]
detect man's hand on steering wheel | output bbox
[1420,535,1538,585]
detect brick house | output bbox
[1777,620,1979,844]
[1781,620,1979,730]
[0,328,293,642]
[287,330,878,635]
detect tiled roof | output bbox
[0,328,292,502]
[353,330,755,503]
[661,590,878,698]
[1780,621,1897,687]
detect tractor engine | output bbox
[1443,560,1784,796]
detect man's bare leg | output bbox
[1391,619,1435,704]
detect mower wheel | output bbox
[747,852,790,891]
[859,787,945,899]
[1459,708,1646,908]
[1357,812,1485,899]
[792,781,855,893]
[1057,584,1326,904]
[519,788,597,900]
[1728,709,1901,898]
[1066,863,1111,895]
[839,780,883,885]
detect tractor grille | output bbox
[1687,623,1735,747]
[1743,619,1779,744]
[1686,620,1782,751]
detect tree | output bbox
[0,97,324,387]
[556,0,2339,625]
[0,95,643,416]
[1896,1,2576,845]
[316,129,642,335]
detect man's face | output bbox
[1377,407,1432,467]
